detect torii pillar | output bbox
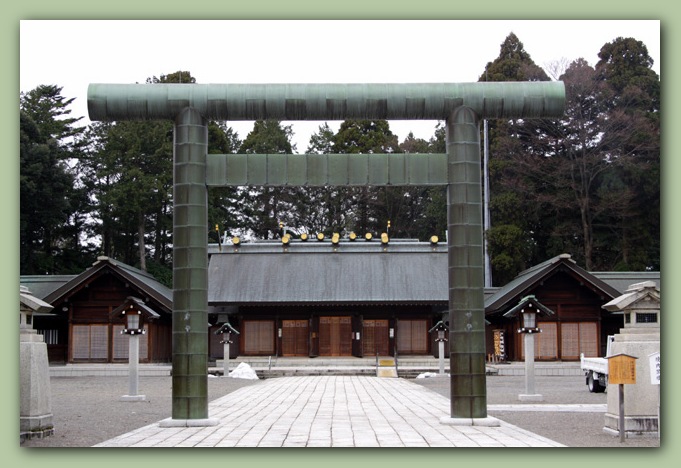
[88,81,564,425]
[440,106,489,424]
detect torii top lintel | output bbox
[87,82,565,122]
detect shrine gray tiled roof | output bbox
[208,240,449,305]
[20,275,75,300]
[591,271,660,294]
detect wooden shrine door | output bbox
[281,319,309,356]
[242,320,275,356]
[318,316,352,356]
[396,319,428,355]
[362,319,390,356]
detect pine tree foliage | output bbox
[20,86,91,274]
[233,120,297,240]
[481,33,660,281]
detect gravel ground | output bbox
[21,375,260,448]
[413,373,660,448]
[20,373,660,448]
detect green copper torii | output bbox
[88,81,565,425]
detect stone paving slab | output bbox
[489,404,607,413]
[94,376,564,448]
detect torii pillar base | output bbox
[159,418,220,428]
[440,416,501,427]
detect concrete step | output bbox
[49,364,172,377]
[47,360,583,378]
[216,356,447,369]
[489,362,583,377]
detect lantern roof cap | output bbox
[502,294,555,318]
[110,296,160,320]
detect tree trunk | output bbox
[138,212,146,271]
[579,198,593,271]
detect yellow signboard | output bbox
[608,354,637,385]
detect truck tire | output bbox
[587,371,605,393]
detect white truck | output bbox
[580,335,615,393]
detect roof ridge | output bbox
[514,253,572,279]
[95,256,163,283]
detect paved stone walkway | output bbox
[94,376,564,447]
[489,404,607,413]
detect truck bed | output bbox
[580,354,608,375]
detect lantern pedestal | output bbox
[120,331,146,402]
[519,331,543,402]
[223,340,231,376]
[120,395,147,402]
[518,394,544,402]
[215,320,239,377]
[112,298,158,403]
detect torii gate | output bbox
[88,81,565,426]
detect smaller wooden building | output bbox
[21,256,173,364]
[483,254,658,361]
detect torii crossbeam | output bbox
[88,81,565,426]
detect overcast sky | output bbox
[20,19,660,151]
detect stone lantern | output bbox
[428,320,449,374]
[214,320,239,376]
[111,297,159,402]
[503,295,555,402]
[602,281,660,438]
[20,286,55,441]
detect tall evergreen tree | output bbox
[294,123,354,236]
[20,85,90,274]
[85,118,173,269]
[208,122,242,245]
[235,120,297,239]
[536,51,659,271]
[79,70,241,281]
[419,123,448,241]
[479,33,553,285]
[484,36,660,273]
[394,132,444,240]
[20,84,85,152]
[331,120,401,236]
[594,37,660,270]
